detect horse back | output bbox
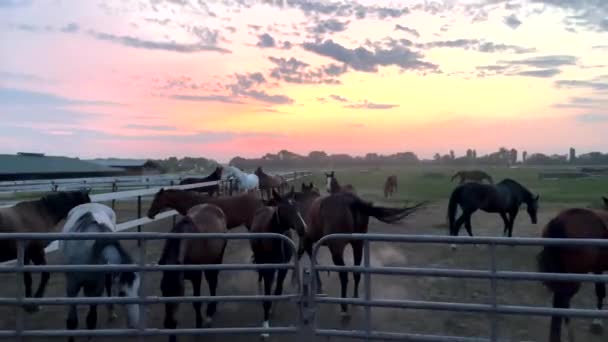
[0,202,57,233]
[208,193,262,229]
[183,204,227,264]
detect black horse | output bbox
[179,166,223,196]
[447,178,539,238]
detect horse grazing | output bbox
[0,190,91,313]
[255,167,288,199]
[384,175,398,198]
[447,179,539,240]
[537,205,608,342]
[179,166,223,196]
[325,171,355,194]
[298,192,426,317]
[147,189,263,230]
[159,204,227,342]
[250,190,307,339]
[225,166,259,193]
[451,170,493,184]
[60,203,140,342]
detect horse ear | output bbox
[602,196,608,208]
[535,194,540,201]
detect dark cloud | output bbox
[593,45,608,50]
[500,55,578,68]
[89,30,231,54]
[302,39,437,73]
[554,78,608,91]
[0,87,124,107]
[248,24,262,31]
[169,94,244,104]
[419,39,535,54]
[263,0,410,20]
[225,72,294,105]
[267,56,346,85]
[308,18,349,36]
[224,25,237,33]
[515,68,562,78]
[144,18,171,26]
[576,113,608,123]
[124,124,176,131]
[503,14,522,29]
[394,24,420,37]
[553,96,608,109]
[189,26,224,46]
[156,76,206,90]
[345,100,400,110]
[60,23,79,33]
[256,33,276,48]
[8,23,53,32]
[329,94,348,102]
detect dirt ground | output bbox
[0,199,604,342]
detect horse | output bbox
[179,166,223,196]
[297,192,426,317]
[224,166,259,193]
[147,189,263,231]
[537,204,608,342]
[451,170,493,184]
[254,166,288,199]
[384,175,398,198]
[250,190,307,339]
[325,171,355,194]
[159,204,227,342]
[447,178,539,241]
[0,190,91,313]
[60,203,140,342]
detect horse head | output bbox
[273,190,307,237]
[147,188,167,219]
[527,194,540,224]
[325,171,335,193]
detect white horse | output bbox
[60,203,140,341]
[224,166,259,192]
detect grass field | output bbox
[0,165,606,341]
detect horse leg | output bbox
[500,212,509,237]
[187,270,204,328]
[351,241,363,299]
[330,250,349,318]
[450,213,468,250]
[551,292,575,342]
[273,268,288,316]
[83,282,103,342]
[508,210,519,237]
[163,302,179,342]
[204,270,219,326]
[299,237,323,293]
[105,274,117,322]
[591,276,606,334]
[22,250,36,313]
[260,269,275,339]
[463,212,474,237]
[31,247,50,300]
[66,279,81,342]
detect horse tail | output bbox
[486,174,494,184]
[451,171,461,182]
[352,197,427,224]
[536,217,567,291]
[447,187,463,234]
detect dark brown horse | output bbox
[447,179,539,241]
[0,190,91,313]
[179,166,223,196]
[451,170,493,184]
[297,192,426,317]
[254,167,287,200]
[250,190,307,339]
[148,189,263,230]
[537,203,608,342]
[159,204,227,342]
[325,171,355,194]
[384,175,398,198]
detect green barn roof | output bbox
[0,153,123,176]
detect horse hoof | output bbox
[450,244,457,251]
[590,319,604,334]
[23,304,40,313]
[204,317,213,327]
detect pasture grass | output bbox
[295,165,608,206]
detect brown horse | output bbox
[179,166,223,196]
[159,204,227,342]
[0,190,91,313]
[451,170,493,184]
[384,175,398,198]
[297,192,426,317]
[254,167,287,200]
[537,202,608,342]
[147,189,263,230]
[325,171,355,194]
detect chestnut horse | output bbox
[179,166,223,196]
[254,167,287,200]
[159,204,227,342]
[297,192,426,317]
[384,175,398,198]
[451,170,493,184]
[325,171,355,194]
[537,200,608,342]
[0,190,91,313]
[147,189,263,230]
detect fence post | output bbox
[137,195,142,247]
[170,181,176,229]
[364,240,372,340]
[111,181,118,210]
[15,239,24,342]
[138,239,147,341]
[489,243,498,342]
[298,269,316,342]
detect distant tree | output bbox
[433,153,441,161]
[522,151,527,163]
[569,147,576,163]
[510,148,518,165]
[472,150,477,159]
[449,150,455,160]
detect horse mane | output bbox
[40,190,91,223]
[498,178,533,199]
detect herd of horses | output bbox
[0,166,606,342]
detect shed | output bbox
[88,159,163,175]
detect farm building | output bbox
[88,158,163,175]
[0,153,124,181]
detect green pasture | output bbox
[296,166,608,207]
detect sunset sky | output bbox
[1,0,607,162]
